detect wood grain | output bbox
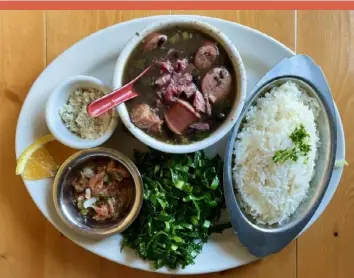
[297,11,354,278]
[0,11,46,278]
[46,10,170,63]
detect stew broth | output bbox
[123,26,236,144]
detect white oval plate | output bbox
[15,15,345,275]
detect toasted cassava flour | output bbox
[59,88,113,139]
[233,81,320,225]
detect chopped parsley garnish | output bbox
[273,124,311,164]
[122,150,226,269]
[273,147,298,163]
[80,208,88,216]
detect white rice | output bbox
[233,81,320,225]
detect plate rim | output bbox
[15,14,346,275]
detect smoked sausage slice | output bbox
[201,67,232,103]
[194,42,218,70]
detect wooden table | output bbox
[0,10,352,278]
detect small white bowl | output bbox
[46,75,118,149]
[113,17,247,154]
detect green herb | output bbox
[273,147,298,163]
[289,124,309,144]
[169,33,180,44]
[190,131,211,142]
[273,124,311,164]
[81,208,88,216]
[77,199,84,209]
[335,159,349,167]
[122,150,225,269]
[182,31,190,40]
[104,174,111,184]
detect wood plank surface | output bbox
[297,11,354,278]
[46,11,170,63]
[0,11,46,278]
[1,9,352,278]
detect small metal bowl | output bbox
[53,147,143,237]
[223,55,337,257]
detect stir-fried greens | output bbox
[122,150,225,269]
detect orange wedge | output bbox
[16,134,59,180]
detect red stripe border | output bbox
[0,1,353,10]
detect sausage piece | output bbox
[143,32,167,52]
[165,100,201,135]
[194,42,218,70]
[201,67,232,103]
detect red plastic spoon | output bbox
[87,65,152,117]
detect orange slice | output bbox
[16,134,59,180]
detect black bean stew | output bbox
[72,157,134,222]
[123,27,235,144]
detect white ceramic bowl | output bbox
[113,17,247,153]
[46,75,118,149]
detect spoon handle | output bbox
[87,85,138,117]
[87,65,153,117]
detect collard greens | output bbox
[122,150,226,269]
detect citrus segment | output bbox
[16,134,59,180]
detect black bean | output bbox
[214,111,225,122]
[157,36,166,47]
[173,51,179,59]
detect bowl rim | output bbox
[52,147,143,237]
[113,17,247,153]
[45,75,118,150]
[226,76,337,228]
[223,73,337,256]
